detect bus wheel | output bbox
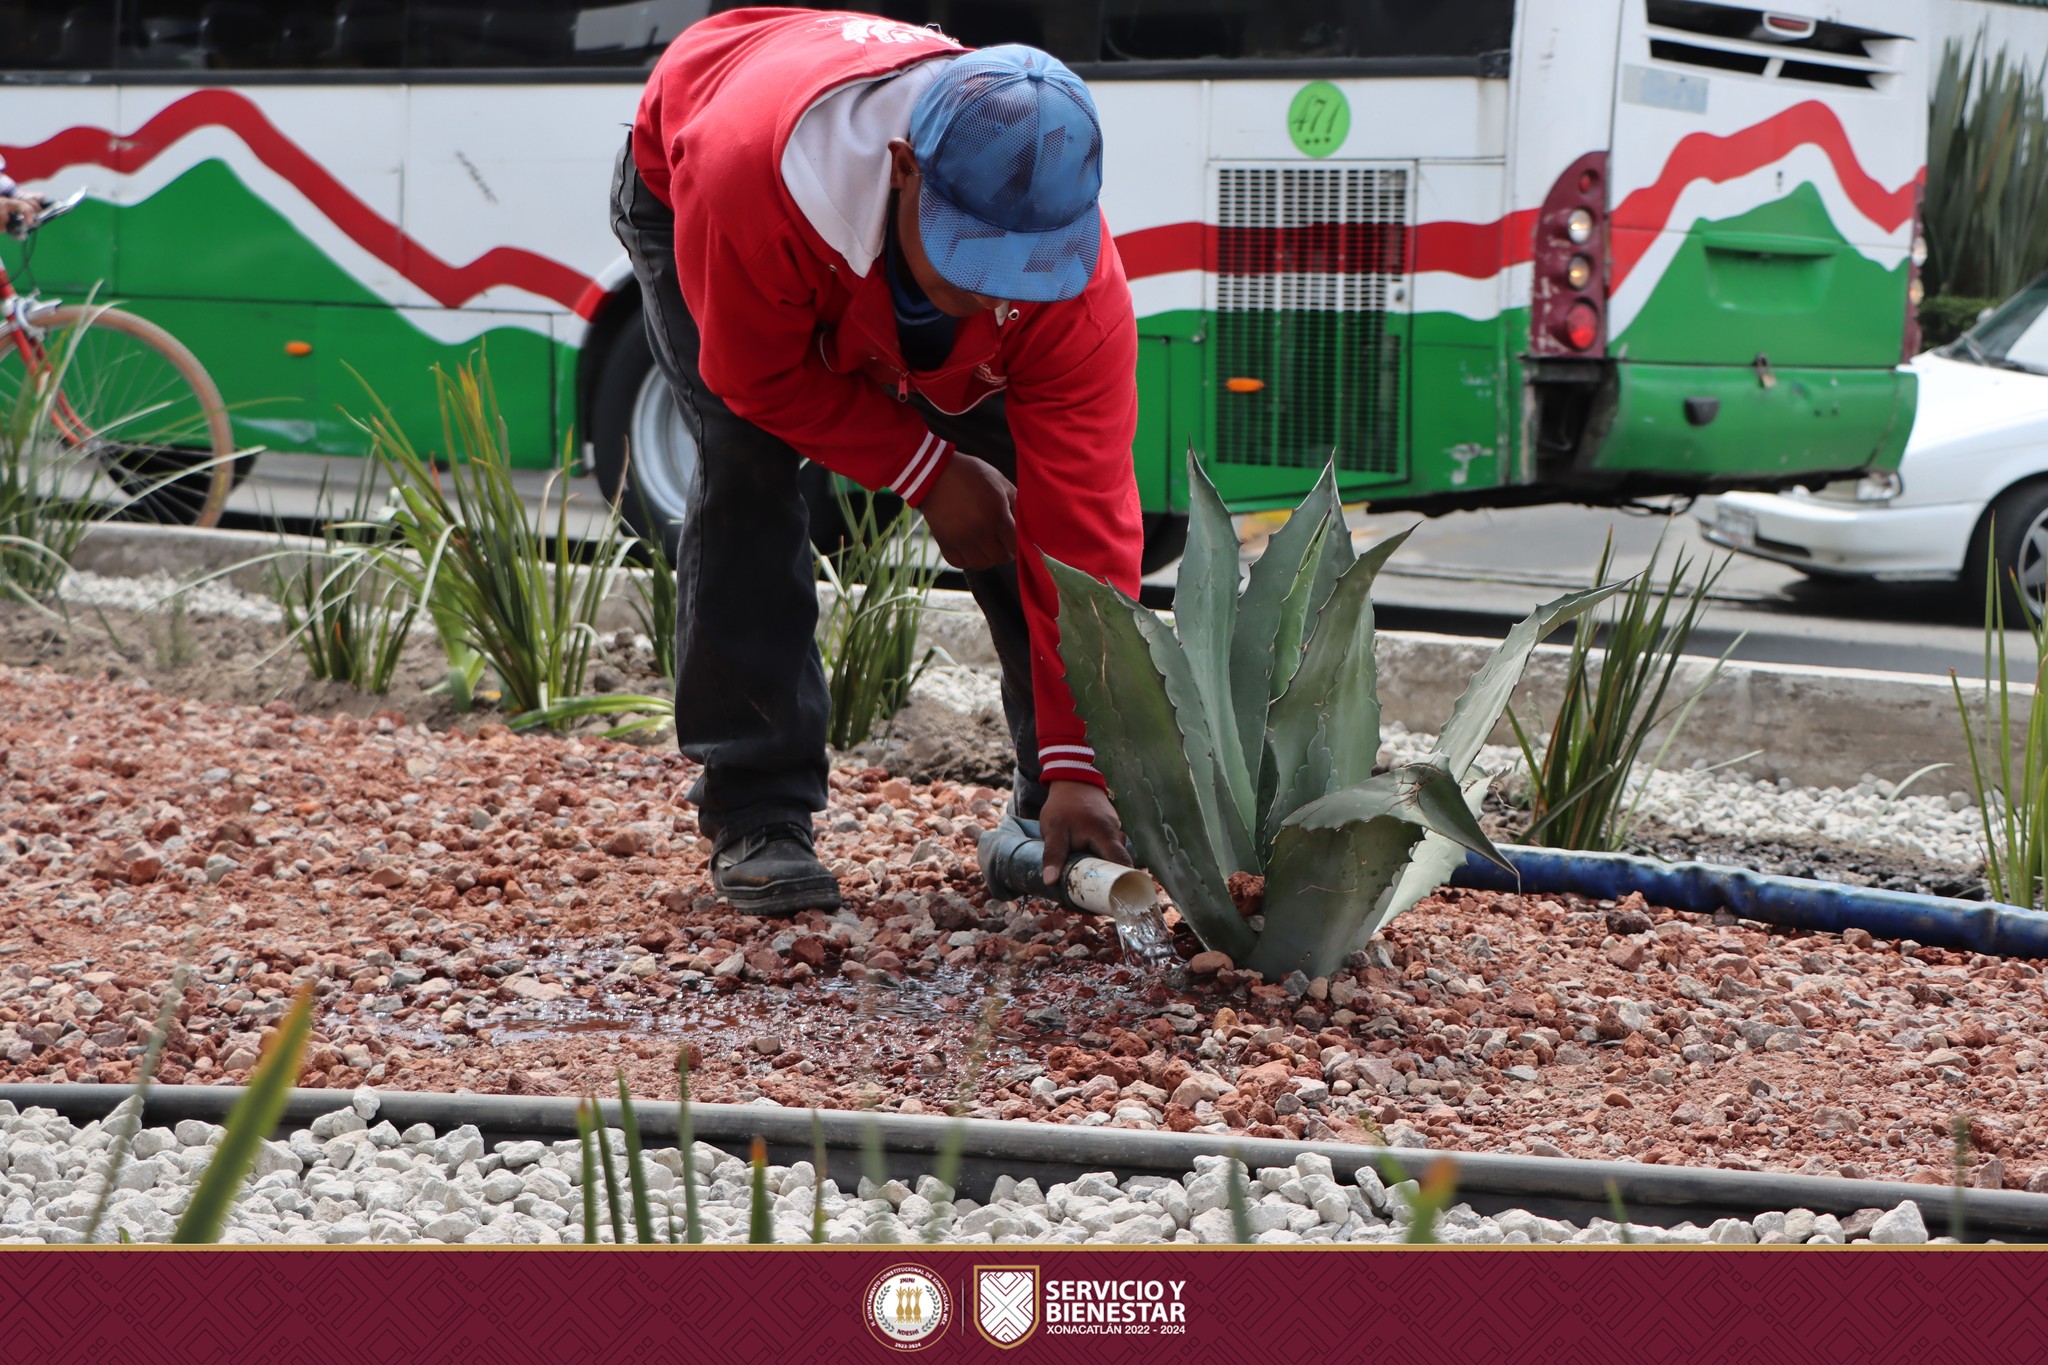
[590,314,695,561]
[1140,512,1189,575]
[1967,481,2048,624]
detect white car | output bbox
[1699,281,2048,614]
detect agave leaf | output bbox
[1049,558,1253,959]
[1246,814,1420,981]
[1286,762,1507,865]
[1431,582,1626,780]
[1227,465,1340,802]
[1303,474,1357,624]
[1174,450,1258,867]
[1263,526,1414,848]
[1254,765,1508,978]
[1357,770,1493,946]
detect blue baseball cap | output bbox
[909,45,1103,303]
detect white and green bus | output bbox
[1,1,1926,558]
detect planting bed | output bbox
[4,655,2047,1195]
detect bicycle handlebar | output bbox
[6,189,86,241]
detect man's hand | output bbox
[919,453,1016,570]
[1039,780,1126,885]
[2,194,45,239]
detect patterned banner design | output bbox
[3,1246,2045,1362]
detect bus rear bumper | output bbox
[1568,361,1916,489]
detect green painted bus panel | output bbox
[1131,305,1522,511]
[1594,360,1914,477]
[1615,186,1908,368]
[115,160,376,307]
[1407,346,1505,495]
[1163,323,1211,514]
[59,165,565,467]
[1132,335,1172,514]
[320,309,562,469]
[0,198,115,296]
[116,297,325,453]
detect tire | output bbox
[589,304,874,561]
[589,310,697,562]
[1140,512,1190,575]
[0,304,236,527]
[1965,481,2048,624]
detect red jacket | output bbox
[632,8,1142,788]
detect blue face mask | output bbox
[885,206,958,373]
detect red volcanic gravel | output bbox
[3,662,2047,1191]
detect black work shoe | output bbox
[711,824,841,916]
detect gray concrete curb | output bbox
[66,523,2005,791]
[9,1084,2045,1236]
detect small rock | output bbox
[1868,1201,1928,1245]
[1838,1208,1886,1240]
[1707,1218,1756,1245]
[1188,952,1232,976]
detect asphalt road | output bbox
[1343,501,1998,680]
[223,452,1999,679]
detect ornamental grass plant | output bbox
[1925,33,2048,306]
[1508,529,1738,853]
[0,306,101,604]
[356,362,633,720]
[265,465,420,694]
[815,486,938,750]
[1954,539,2048,909]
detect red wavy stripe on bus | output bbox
[1608,99,1917,289]
[0,89,600,320]
[1115,213,1539,281]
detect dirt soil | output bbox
[4,661,2046,1192]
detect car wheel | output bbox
[590,311,697,562]
[1967,481,2048,623]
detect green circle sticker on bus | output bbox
[1287,81,1350,157]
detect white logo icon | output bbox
[839,18,930,45]
[974,1266,1040,1349]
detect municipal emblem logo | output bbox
[973,1265,1040,1349]
[864,1263,951,1351]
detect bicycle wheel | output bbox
[0,303,236,527]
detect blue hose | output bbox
[1450,847,2048,959]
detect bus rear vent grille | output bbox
[1214,165,1408,478]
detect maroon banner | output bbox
[2,1247,2044,1362]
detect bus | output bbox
[0,1,1927,564]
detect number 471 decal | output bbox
[1288,81,1351,158]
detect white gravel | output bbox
[0,1096,1959,1246]
[909,662,1003,718]
[1378,723,1985,871]
[57,568,282,624]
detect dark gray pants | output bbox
[609,142,1046,845]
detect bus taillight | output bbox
[1531,152,1608,357]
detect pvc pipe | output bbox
[1063,856,1157,918]
[7,1084,2046,1236]
[977,817,1154,918]
[1450,847,2048,958]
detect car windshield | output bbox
[1949,276,2048,374]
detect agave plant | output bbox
[1049,454,1619,981]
